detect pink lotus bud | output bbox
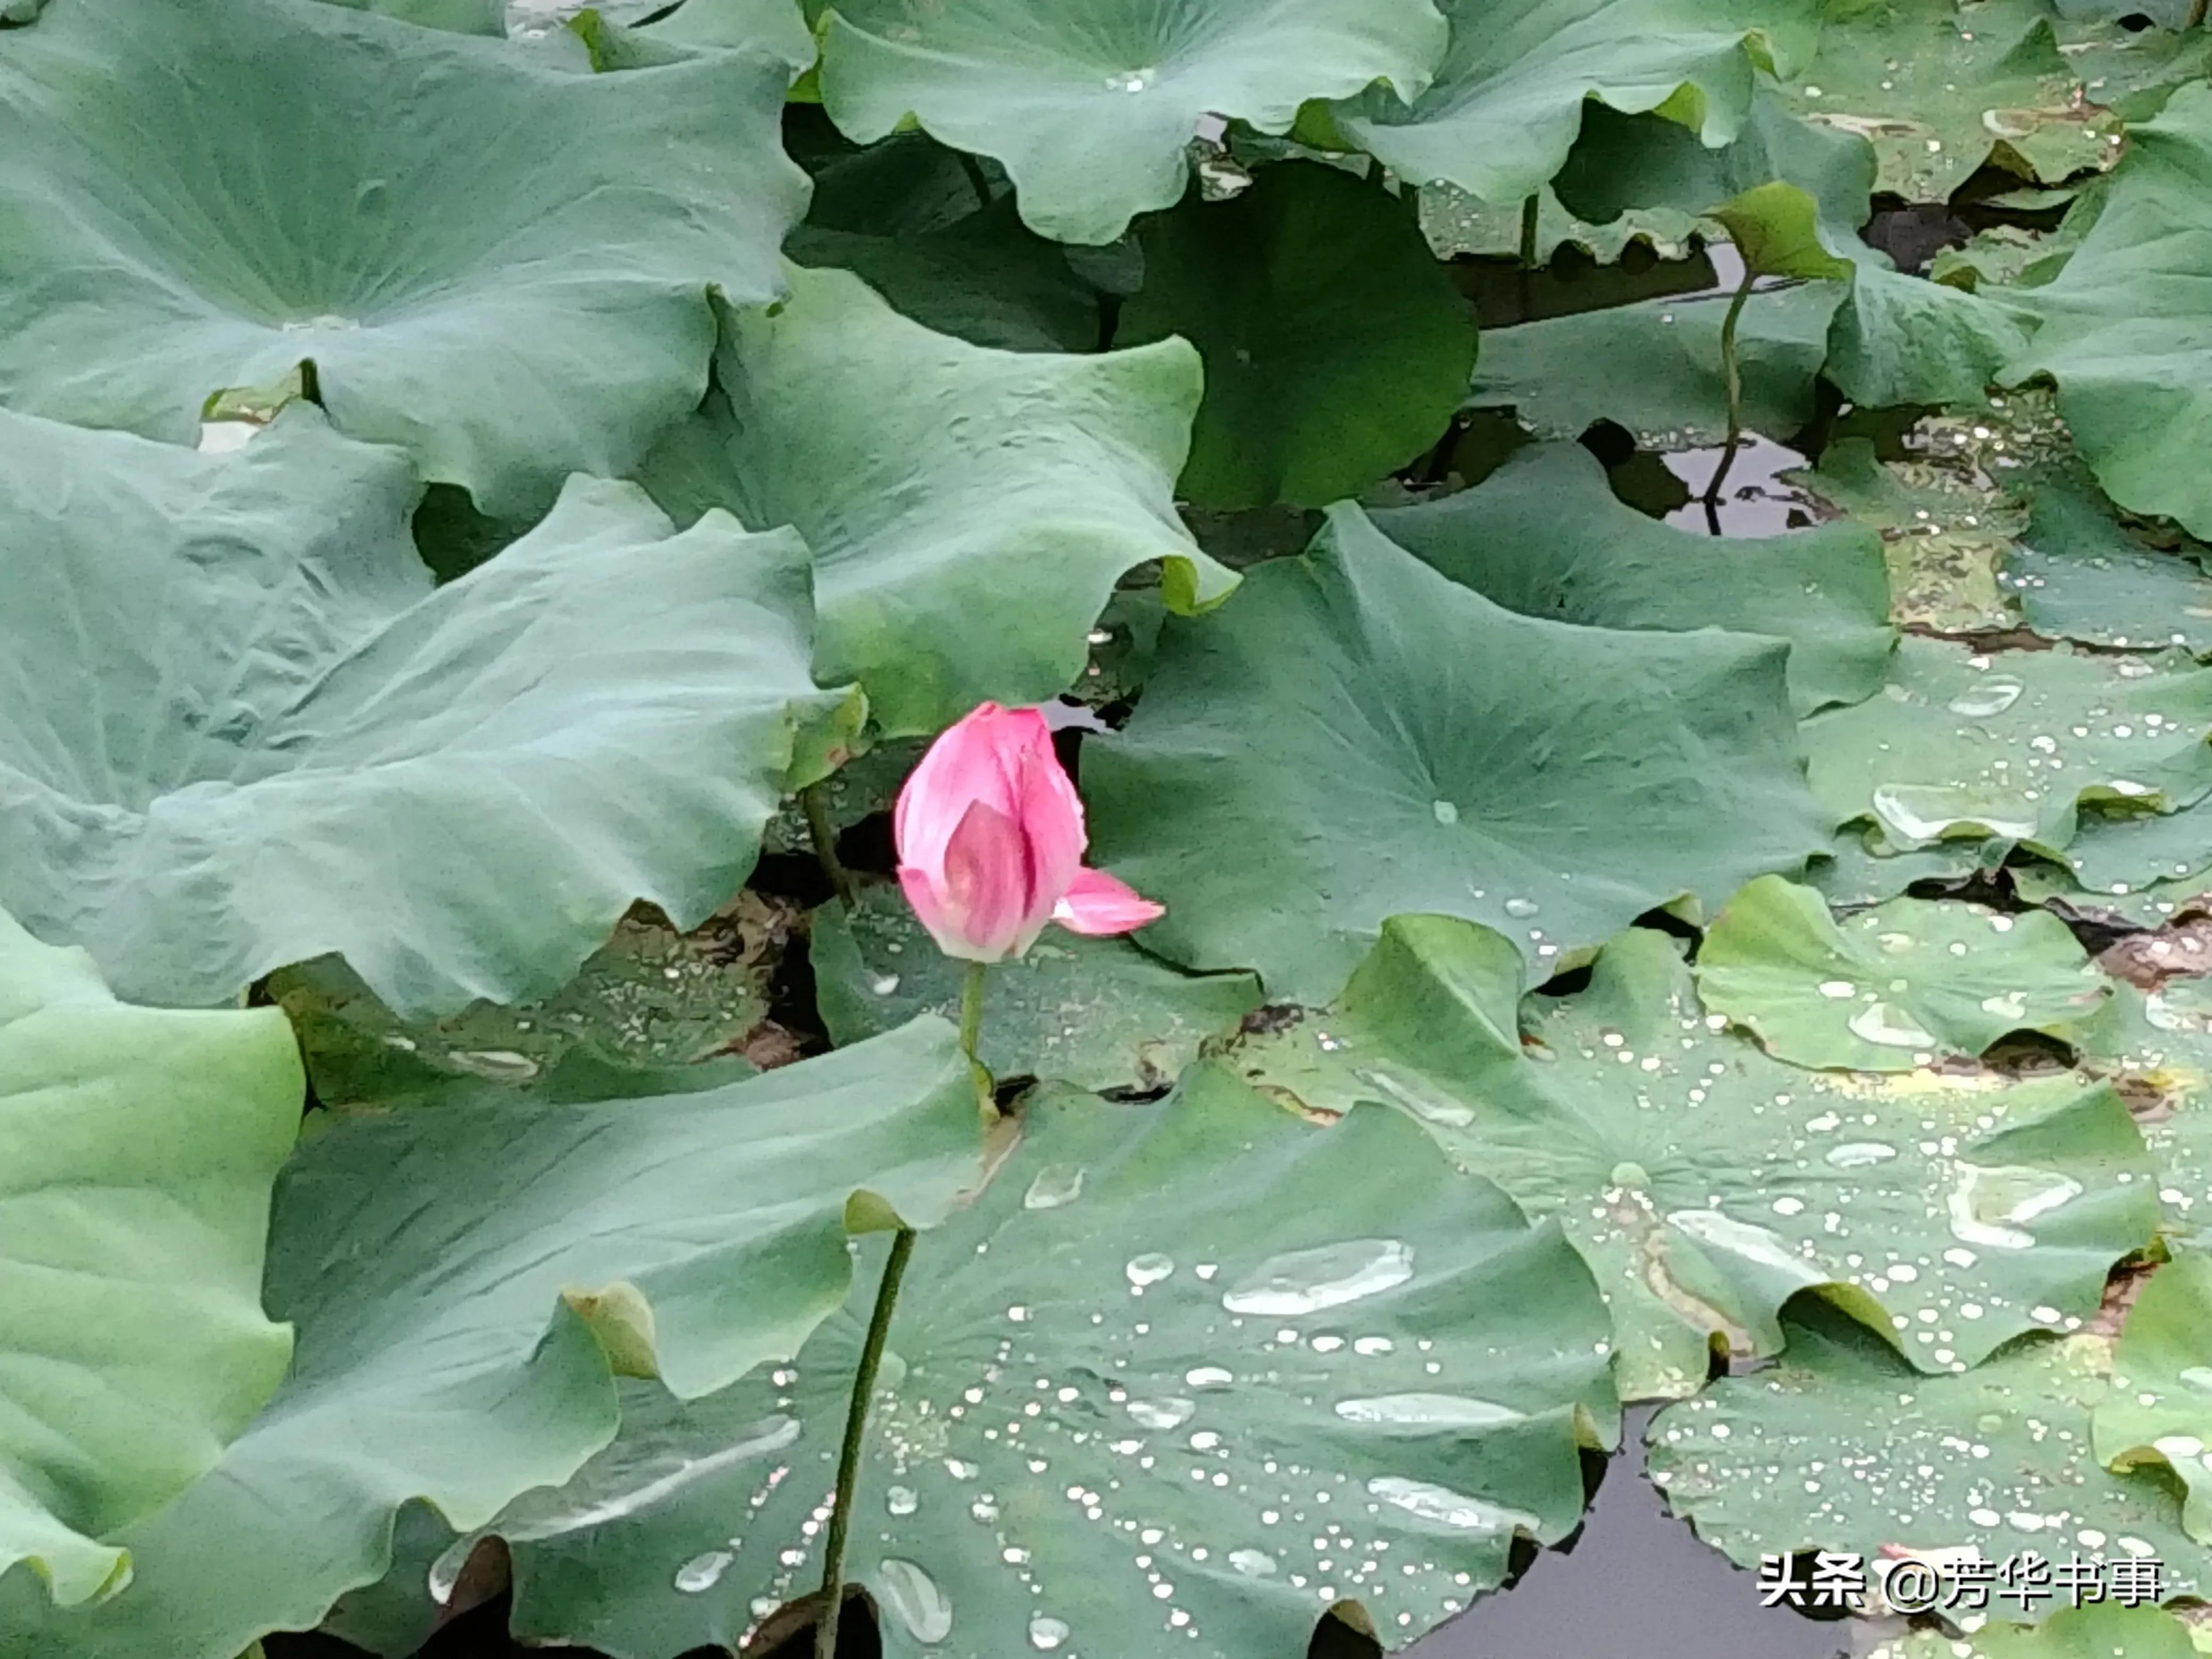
[894,702,1163,963]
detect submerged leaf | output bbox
[0,910,301,1607]
[0,409,847,1015]
[1084,505,1827,1003]
[0,1020,984,1659]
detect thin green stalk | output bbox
[958,958,994,1116]
[1700,266,1756,519]
[815,1225,918,1659]
[1518,192,1540,269]
[800,782,854,907]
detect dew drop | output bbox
[1024,1164,1085,1210]
[1847,1001,1937,1049]
[1126,1253,1176,1288]
[1947,1163,2084,1251]
[886,1486,918,1516]
[877,1558,953,1644]
[1186,1367,1234,1388]
[1827,1141,1899,1169]
[1947,676,2024,717]
[1222,1239,1414,1316]
[1229,1547,1279,1577]
[1503,897,1539,918]
[674,1549,733,1594]
[1029,1614,1071,1650]
[1127,1397,1196,1430]
[1431,799,1460,825]
[1366,1477,1541,1534]
[1817,979,1857,999]
[1334,1394,1527,1428]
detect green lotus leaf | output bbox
[0,1019,984,1658]
[1697,876,2110,1071]
[1230,918,2159,1400]
[624,0,815,67]
[0,0,802,517]
[2091,1250,2212,1541]
[1703,181,1854,282]
[790,199,1102,353]
[1779,0,2120,201]
[1872,1604,2202,1659]
[1830,262,2040,410]
[317,0,502,29]
[1116,163,1478,510]
[1367,441,1894,716]
[1808,825,1994,908]
[814,0,1448,244]
[2004,83,2212,541]
[1554,90,1874,246]
[1469,281,1841,450]
[1331,0,1820,208]
[639,268,1233,739]
[812,886,1262,1093]
[1084,505,1827,1004]
[1648,1301,2201,1607]
[1800,634,2212,858]
[272,896,792,1109]
[2012,802,2212,930]
[2005,481,2212,655]
[412,1069,1618,1658]
[0,909,301,1607]
[0,407,848,1016]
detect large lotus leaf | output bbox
[1555,91,1876,250]
[1696,876,2110,1071]
[0,407,848,1015]
[1780,0,2120,200]
[0,909,301,1607]
[789,200,1101,354]
[0,1019,984,1659]
[814,0,1447,245]
[1367,442,1894,716]
[2080,982,2212,1244]
[2025,801,2212,910]
[272,895,791,1109]
[398,1069,1621,1659]
[638,269,1232,739]
[1808,825,1993,908]
[812,886,1262,1094]
[1830,263,2041,410]
[1330,0,1819,207]
[1799,634,2212,859]
[1469,281,1842,450]
[0,0,802,518]
[1230,919,2161,1401]
[1083,506,1826,1004]
[1647,1303,2202,1606]
[2004,84,2212,541]
[1116,164,1478,510]
[2092,1250,2212,1541]
[2004,476,2212,654]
